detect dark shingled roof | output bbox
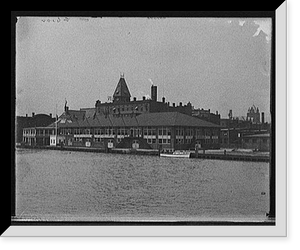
[56,112,219,128]
[136,112,220,127]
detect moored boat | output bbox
[160,150,191,158]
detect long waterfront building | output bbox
[22,75,221,151]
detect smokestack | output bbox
[151,85,157,102]
[261,112,265,124]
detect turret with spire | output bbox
[113,73,131,103]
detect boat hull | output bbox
[160,152,191,158]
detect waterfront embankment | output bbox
[16,145,269,162]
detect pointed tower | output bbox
[113,74,131,103]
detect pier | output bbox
[17,145,269,162]
[190,152,269,162]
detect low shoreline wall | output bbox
[16,145,269,162]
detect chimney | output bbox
[49,113,52,118]
[26,114,28,117]
[143,96,146,101]
[216,111,218,115]
[179,102,182,106]
[162,97,165,103]
[173,103,175,107]
[133,97,137,101]
[151,85,157,102]
[32,112,35,117]
[261,112,265,124]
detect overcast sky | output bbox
[16,16,271,121]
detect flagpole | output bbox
[55,103,58,145]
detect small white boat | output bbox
[160,150,191,158]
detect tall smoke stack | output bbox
[261,112,265,124]
[151,84,157,102]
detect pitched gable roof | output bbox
[113,76,131,99]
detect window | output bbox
[176,138,184,144]
[94,137,103,142]
[176,128,184,136]
[143,127,157,139]
[94,128,101,135]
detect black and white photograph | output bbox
[8,8,288,237]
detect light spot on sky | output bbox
[253,19,272,42]
[239,20,246,26]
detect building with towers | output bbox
[246,105,260,124]
[22,74,221,151]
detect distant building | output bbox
[16,113,55,144]
[192,108,220,125]
[242,133,270,152]
[246,105,260,124]
[219,108,270,150]
[22,126,56,146]
[87,74,193,118]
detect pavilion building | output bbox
[23,75,220,150]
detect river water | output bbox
[15,148,270,222]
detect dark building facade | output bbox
[91,75,192,118]
[242,133,270,152]
[219,108,270,150]
[48,111,220,151]
[16,113,55,144]
[192,108,220,125]
[22,75,221,150]
[246,105,260,124]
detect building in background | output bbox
[246,105,260,124]
[16,113,55,144]
[242,133,270,152]
[192,108,220,125]
[219,108,270,150]
[82,74,193,119]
